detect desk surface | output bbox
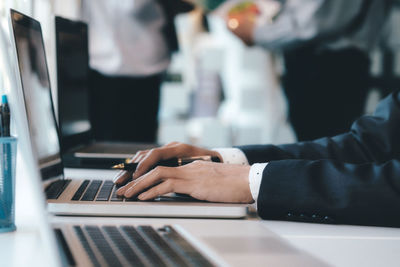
[1,163,400,267]
[262,220,400,267]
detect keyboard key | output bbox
[71,180,90,201]
[81,180,102,201]
[96,180,114,201]
[54,229,76,266]
[121,226,167,267]
[138,226,189,267]
[85,226,123,267]
[74,226,101,267]
[46,179,71,199]
[110,186,124,202]
[161,226,214,267]
[103,226,146,267]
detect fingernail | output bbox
[116,187,125,195]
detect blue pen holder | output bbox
[0,137,17,233]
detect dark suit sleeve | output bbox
[239,91,400,227]
[258,158,400,227]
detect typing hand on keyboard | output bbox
[113,142,220,186]
[115,146,253,204]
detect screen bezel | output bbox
[10,9,64,181]
[55,16,92,153]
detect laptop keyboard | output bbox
[46,179,72,199]
[73,180,123,202]
[96,181,115,201]
[47,179,121,202]
[71,180,90,200]
[54,225,214,267]
[48,179,197,202]
[81,180,103,201]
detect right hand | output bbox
[113,142,222,186]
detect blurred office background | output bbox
[1,0,400,147]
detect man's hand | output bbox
[227,15,256,46]
[113,142,222,186]
[226,1,259,46]
[116,161,254,204]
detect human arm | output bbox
[257,158,400,227]
[114,143,400,227]
[230,0,365,49]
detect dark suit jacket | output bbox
[239,90,400,227]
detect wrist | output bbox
[248,163,268,203]
[212,148,249,165]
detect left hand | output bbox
[116,161,254,204]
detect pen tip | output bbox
[111,164,123,169]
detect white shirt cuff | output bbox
[212,148,249,165]
[248,163,268,202]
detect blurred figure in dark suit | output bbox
[227,0,393,141]
[82,0,193,142]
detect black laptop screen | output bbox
[55,16,91,151]
[11,10,64,178]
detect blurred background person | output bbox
[226,0,394,141]
[81,0,193,142]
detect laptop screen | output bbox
[11,10,64,179]
[55,16,92,151]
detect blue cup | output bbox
[0,137,17,233]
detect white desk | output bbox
[48,216,400,267]
[262,221,400,267]
[1,162,400,266]
[0,152,56,267]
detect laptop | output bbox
[55,15,155,169]
[7,10,328,267]
[5,66,325,267]
[9,9,247,218]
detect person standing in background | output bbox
[82,0,193,142]
[227,0,393,141]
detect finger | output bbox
[164,141,179,147]
[130,154,148,180]
[125,166,177,198]
[138,179,176,200]
[134,153,147,164]
[133,145,187,179]
[116,179,136,196]
[129,150,150,163]
[132,150,160,179]
[113,170,133,185]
